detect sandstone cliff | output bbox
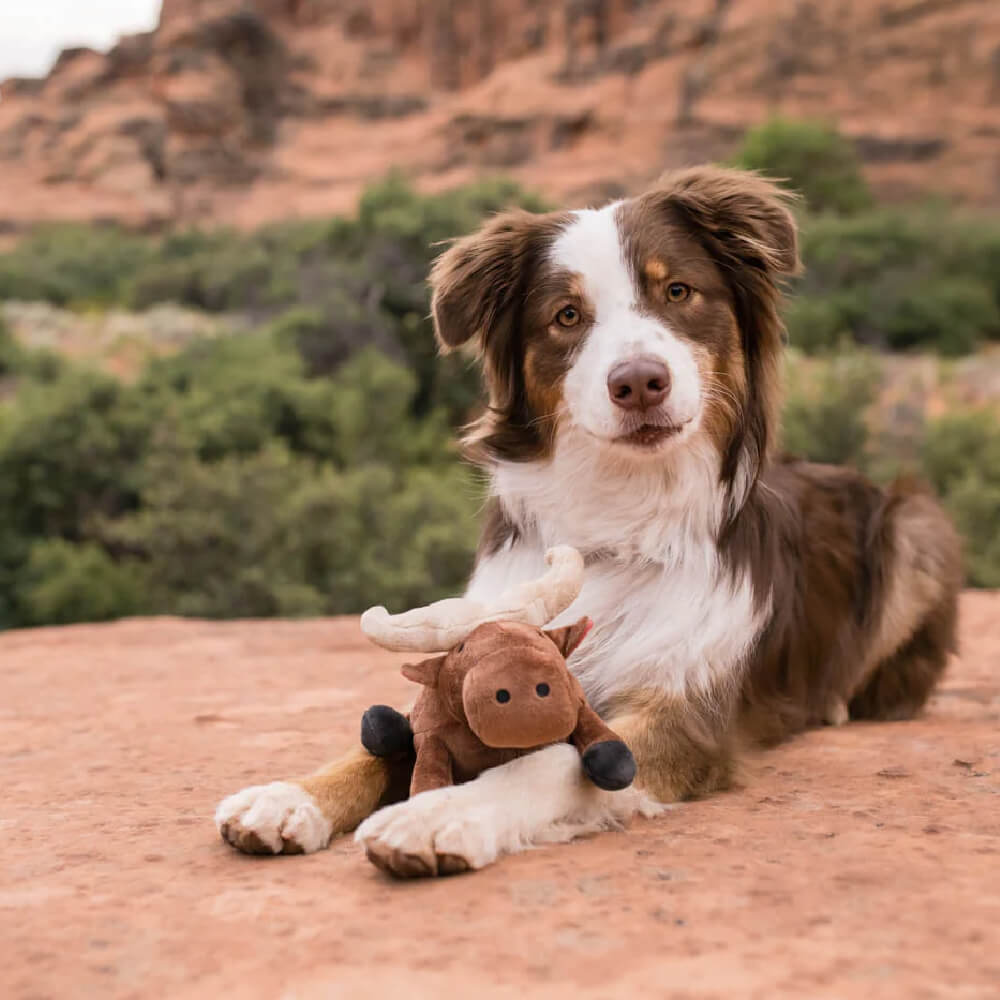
[1,0,998,230]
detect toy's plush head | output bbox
[401,618,592,748]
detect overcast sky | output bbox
[0,1,162,81]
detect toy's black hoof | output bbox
[361,705,414,758]
[582,740,636,791]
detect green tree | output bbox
[733,118,872,215]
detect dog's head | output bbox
[430,167,799,504]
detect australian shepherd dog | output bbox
[216,167,961,875]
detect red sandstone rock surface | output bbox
[1,0,998,231]
[1,592,998,998]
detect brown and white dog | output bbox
[215,166,962,874]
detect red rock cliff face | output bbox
[1,0,998,230]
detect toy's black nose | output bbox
[495,688,511,704]
[607,357,670,411]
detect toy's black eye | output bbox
[555,305,580,328]
[495,689,511,704]
[536,683,550,697]
[456,642,464,652]
[666,282,691,302]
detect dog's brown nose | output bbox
[607,358,671,411]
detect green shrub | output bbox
[917,410,1000,587]
[782,297,849,354]
[136,330,328,461]
[781,349,881,468]
[0,368,152,540]
[0,318,480,626]
[0,224,152,306]
[921,409,1000,495]
[732,118,872,215]
[0,320,63,383]
[97,440,480,620]
[0,317,19,376]
[18,539,143,626]
[126,235,280,312]
[796,207,1000,354]
[281,461,480,615]
[873,277,1000,356]
[941,472,1000,588]
[100,443,329,619]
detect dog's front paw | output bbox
[215,781,332,855]
[355,791,499,877]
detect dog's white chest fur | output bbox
[467,433,770,713]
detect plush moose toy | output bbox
[358,547,636,796]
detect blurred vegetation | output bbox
[782,349,882,467]
[733,118,1000,357]
[0,325,482,628]
[732,117,873,215]
[0,136,999,628]
[920,410,1000,588]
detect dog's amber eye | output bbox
[666,282,691,303]
[555,305,580,328]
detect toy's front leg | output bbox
[571,702,637,791]
[409,734,453,796]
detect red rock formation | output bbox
[0,0,998,230]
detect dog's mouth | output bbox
[614,422,686,448]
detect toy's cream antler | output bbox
[360,546,584,653]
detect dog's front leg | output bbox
[355,742,662,877]
[215,747,408,855]
[356,688,735,876]
[609,689,737,802]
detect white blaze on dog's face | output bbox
[553,203,703,452]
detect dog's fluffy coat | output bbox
[216,167,962,872]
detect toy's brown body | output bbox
[366,616,635,796]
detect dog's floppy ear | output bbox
[429,209,563,351]
[401,655,446,687]
[654,166,801,280]
[429,208,569,462]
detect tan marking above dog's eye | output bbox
[666,282,691,303]
[644,259,669,281]
[554,305,581,328]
